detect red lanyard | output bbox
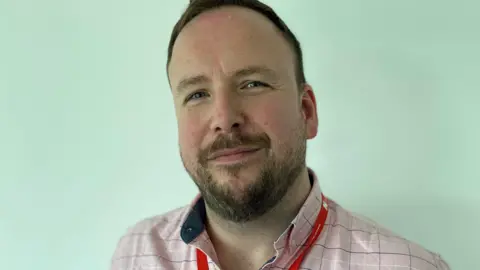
[196,193,329,270]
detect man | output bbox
[110,0,450,269]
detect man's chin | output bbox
[206,179,251,199]
[208,163,263,187]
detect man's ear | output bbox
[300,83,319,139]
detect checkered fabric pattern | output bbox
[110,169,450,270]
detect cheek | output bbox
[177,113,205,159]
[252,97,300,144]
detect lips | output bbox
[207,147,261,161]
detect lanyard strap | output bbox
[196,193,329,270]
[196,249,209,270]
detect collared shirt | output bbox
[110,169,450,270]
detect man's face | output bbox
[168,7,318,222]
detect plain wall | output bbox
[1,0,478,269]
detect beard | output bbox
[181,125,307,223]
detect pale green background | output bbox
[1,0,478,269]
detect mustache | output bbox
[198,133,271,164]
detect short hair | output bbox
[166,0,306,86]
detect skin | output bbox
[168,6,319,270]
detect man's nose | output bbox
[209,91,245,134]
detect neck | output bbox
[205,168,312,270]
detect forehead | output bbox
[168,6,296,88]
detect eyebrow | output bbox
[174,65,278,94]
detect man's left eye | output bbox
[243,81,269,89]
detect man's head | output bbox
[167,0,319,223]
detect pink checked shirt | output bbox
[110,169,450,270]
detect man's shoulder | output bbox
[124,205,189,236]
[111,205,191,262]
[327,199,450,269]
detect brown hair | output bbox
[166,0,306,86]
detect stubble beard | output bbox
[181,127,307,223]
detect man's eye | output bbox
[185,91,208,102]
[243,81,269,89]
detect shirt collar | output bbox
[180,194,207,244]
[273,168,324,257]
[180,167,324,255]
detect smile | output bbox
[208,147,263,164]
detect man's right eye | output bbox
[185,91,209,103]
